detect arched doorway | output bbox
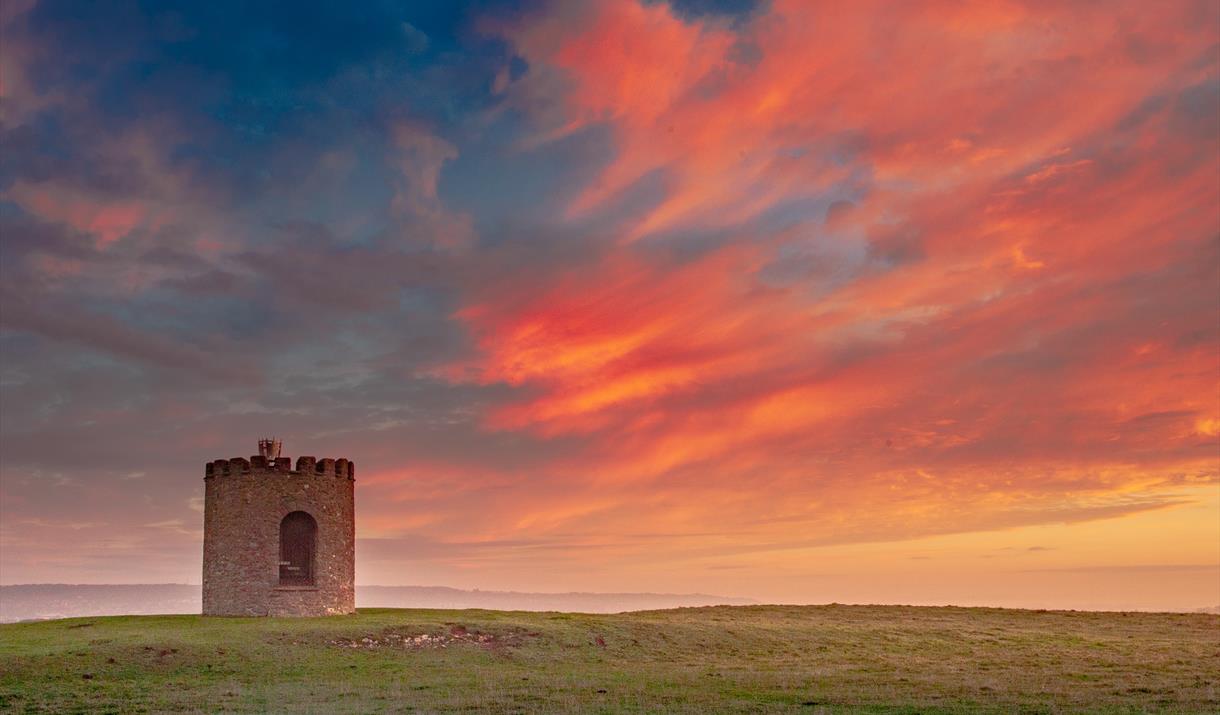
[279,511,317,586]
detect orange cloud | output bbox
[424,0,1220,570]
[500,0,1216,243]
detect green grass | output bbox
[0,605,1216,713]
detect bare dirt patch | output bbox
[326,624,537,652]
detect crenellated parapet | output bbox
[205,454,355,479]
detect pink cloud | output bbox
[8,184,151,247]
[419,0,1220,559]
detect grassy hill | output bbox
[0,605,1215,714]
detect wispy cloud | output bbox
[0,0,1216,608]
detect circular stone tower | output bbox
[202,440,355,617]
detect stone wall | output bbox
[202,455,355,617]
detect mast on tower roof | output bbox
[258,438,282,460]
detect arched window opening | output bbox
[279,511,317,586]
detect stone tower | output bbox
[202,440,355,616]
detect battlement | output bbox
[205,455,355,480]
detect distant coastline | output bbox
[4,584,1214,623]
[0,584,757,623]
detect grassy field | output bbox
[0,605,1216,714]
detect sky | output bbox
[1,0,1217,612]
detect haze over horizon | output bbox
[1,0,1217,613]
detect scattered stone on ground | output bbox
[325,626,537,652]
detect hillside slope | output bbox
[0,605,1216,714]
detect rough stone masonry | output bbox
[202,441,355,616]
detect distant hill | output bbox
[0,584,755,622]
[357,585,756,613]
[0,584,202,623]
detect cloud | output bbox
[389,122,475,251]
[424,0,1220,554]
[0,0,1216,604]
[0,285,259,382]
[1019,564,1220,574]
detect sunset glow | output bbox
[1,0,1217,611]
